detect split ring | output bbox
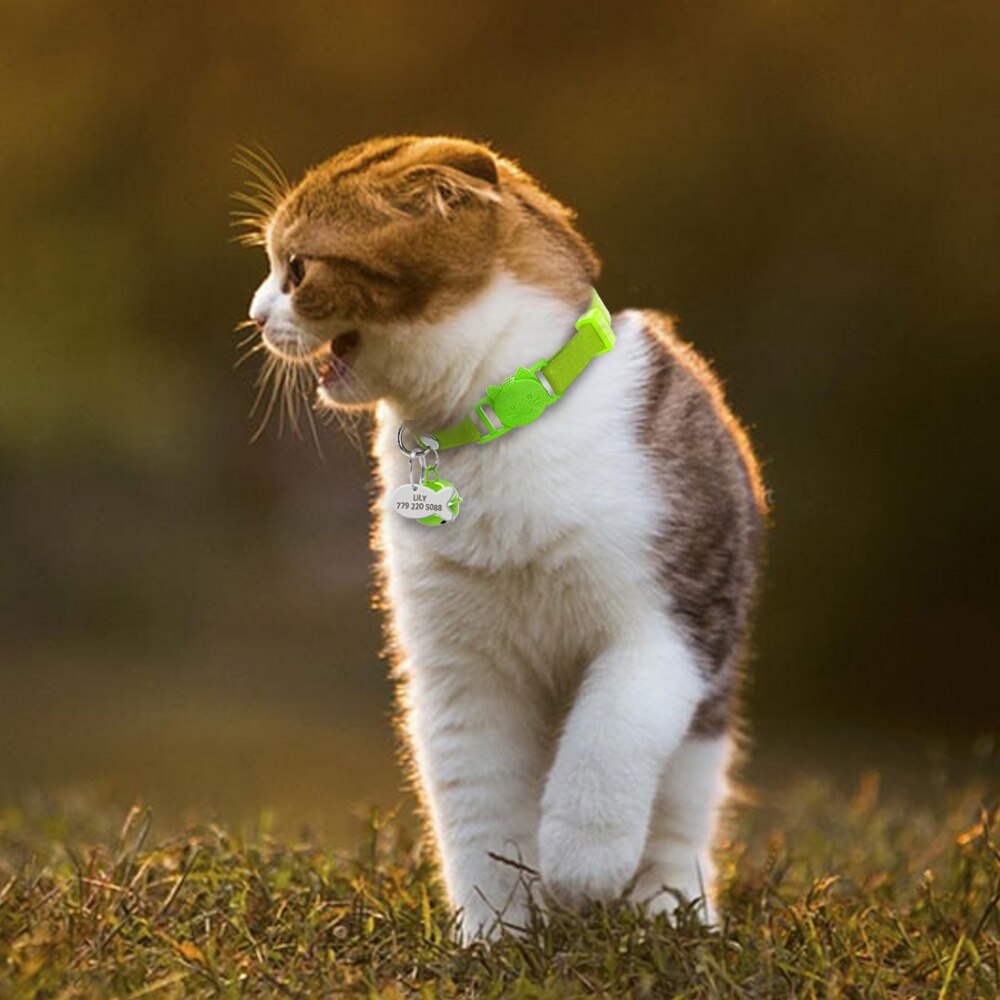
[397,423,439,455]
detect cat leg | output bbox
[630,734,733,925]
[538,617,703,905]
[403,664,545,941]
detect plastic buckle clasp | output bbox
[473,359,562,444]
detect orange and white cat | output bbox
[243,136,766,940]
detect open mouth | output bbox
[317,330,360,385]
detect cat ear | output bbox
[435,147,499,187]
[392,147,501,217]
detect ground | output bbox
[0,774,997,999]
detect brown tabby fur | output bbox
[637,312,767,737]
[266,135,598,329]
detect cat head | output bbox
[241,136,599,416]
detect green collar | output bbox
[410,288,616,450]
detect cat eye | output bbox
[287,254,306,288]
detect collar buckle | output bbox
[472,359,562,443]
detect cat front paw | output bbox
[453,881,535,944]
[538,811,645,906]
[454,901,507,944]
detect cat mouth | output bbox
[317,330,360,385]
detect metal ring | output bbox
[397,423,437,456]
[397,423,421,456]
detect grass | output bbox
[0,774,997,999]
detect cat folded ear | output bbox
[391,145,501,217]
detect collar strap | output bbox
[412,289,616,450]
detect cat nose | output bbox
[249,294,271,328]
[250,275,278,328]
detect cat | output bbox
[242,135,767,941]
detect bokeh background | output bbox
[2,1,997,840]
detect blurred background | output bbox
[1,1,997,841]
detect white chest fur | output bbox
[374,283,663,681]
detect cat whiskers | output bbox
[233,315,314,449]
[313,360,370,458]
[233,319,261,356]
[240,329,370,459]
[249,353,282,441]
[246,352,329,460]
[231,143,290,247]
[234,341,267,369]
